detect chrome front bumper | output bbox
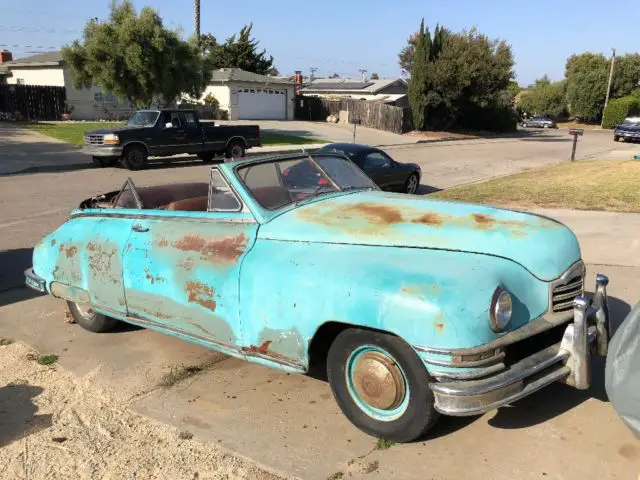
[24,267,46,293]
[429,274,610,416]
[83,145,124,157]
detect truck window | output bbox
[163,112,182,128]
[183,112,197,125]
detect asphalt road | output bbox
[1,124,639,479]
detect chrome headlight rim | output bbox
[490,287,513,332]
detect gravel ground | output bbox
[0,341,284,480]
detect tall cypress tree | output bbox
[408,19,431,130]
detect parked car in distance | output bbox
[520,115,557,129]
[613,117,640,143]
[317,143,421,194]
[83,109,261,170]
[26,151,611,442]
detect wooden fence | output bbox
[294,95,412,134]
[0,84,67,121]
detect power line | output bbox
[0,25,80,34]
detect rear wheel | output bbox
[121,145,148,170]
[92,156,118,168]
[326,328,439,442]
[225,140,245,159]
[67,301,118,333]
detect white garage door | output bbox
[237,87,287,120]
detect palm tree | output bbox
[194,0,200,43]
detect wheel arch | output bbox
[122,141,150,155]
[226,136,248,148]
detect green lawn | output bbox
[433,159,640,213]
[25,122,326,147]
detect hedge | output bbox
[602,96,640,129]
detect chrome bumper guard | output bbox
[24,267,46,293]
[430,274,610,416]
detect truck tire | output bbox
[121,145,148,170]
[198,152,215,163]
[225,140,245,159]
[92,156,119,168]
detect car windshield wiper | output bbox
[341,185,374,191]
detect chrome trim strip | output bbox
[70,212,257,224]
[423,350,505,368]
[433,363,506,381]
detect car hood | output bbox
[258,191,581,281]
[86,125,151,135]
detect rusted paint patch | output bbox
[245,340,272,355]
[434,313,445,334]
[172,233,247,265]
[156,238,169,247]
[401,283,441,297]
[50,239,56,247]
[245,328,306,365]
[129,305,172,319]
[59,244,78,258]
[472,213,494,228]
[144,268,165,285]
[412,213,443,226]
[185,281,217,312]
[348,203,403,225]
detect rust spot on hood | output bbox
[59,244,78,258]
[412,213,443,226]
[472,213,495,228]
[173,233,247,265]
[350,203,403,224]
[144,268,164,284]
[185,281,217,311]
[50,239,56,247]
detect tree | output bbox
[398,32,419,76]
[370,72,380,80]
[517,78,567,119]
[62,1,210,108]
[407,19,430,129]
[201,23,278,75]
[612,54,640,98]
[565,53,609,122]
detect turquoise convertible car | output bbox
[25,151,611,442]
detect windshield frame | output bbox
[127,110,160,127]
[233,152,379,212]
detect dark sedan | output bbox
[520,115,557,129]
[614,117,640,143]
[316,143,422,194]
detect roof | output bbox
[319,143,377,154]
[301,78,406,94]
[3,51,63,67]
[210,68,293,85]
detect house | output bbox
[201,68,295,120]
[299,77,408,105]
[2,51,135,119]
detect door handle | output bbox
[132,224,149,233]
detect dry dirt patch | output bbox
[0,341,283,480]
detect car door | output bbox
[360,151,397,190]
[158,111,188,155]
[120,168,259,354]
[181,111,203,154]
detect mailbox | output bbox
[569,128,584,136]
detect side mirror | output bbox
[165,122,173,129]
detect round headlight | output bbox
[490,289,513,332]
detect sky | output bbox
[1,0,639,86]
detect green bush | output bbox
[602,96,640,129]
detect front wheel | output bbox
[614,135,620,142]
[67,301,119,333]
[225,140,245,159]
[327,328,439,442]
[405,173,419,194]
[121,145,148,170]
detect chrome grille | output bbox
[85,134,104,145]
[551,273,584,313]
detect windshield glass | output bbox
[127,111,160,127]
[621,118,640,126]
[236,154,377,210]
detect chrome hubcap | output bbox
[352,350,406,410]
[232,145,243,157]
[407,176,418,194]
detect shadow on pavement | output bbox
[0,248,41,308]
[0,383,52,448]
[417,184,443,195]
[606,295,631,336]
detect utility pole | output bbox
[194,0,201,44]
[601,48,616,127]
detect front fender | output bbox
[239,240,549,370]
